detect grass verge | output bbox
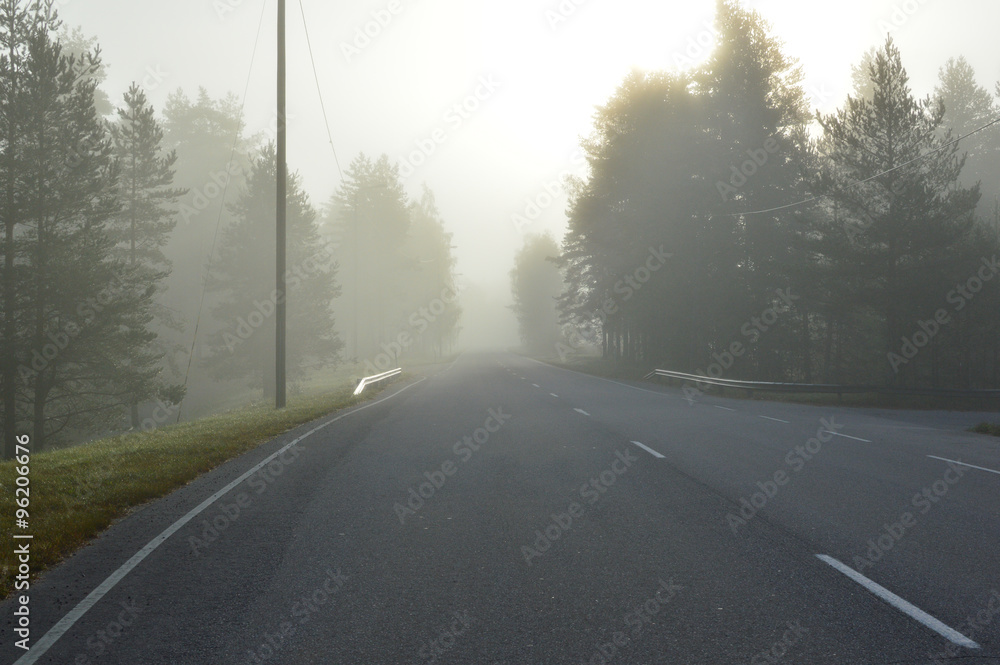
[970,422,1000,436]
[0,379,399,601]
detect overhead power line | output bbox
[728,114,1000,217]
[298,0,345,183]
[177,0,269,422]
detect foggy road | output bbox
[3,353,999,664]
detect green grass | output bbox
[0,378,399,601]
[970,422,1000,436]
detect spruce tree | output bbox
[206,144,341,397]
[2,0,160,450]
[110,83,187,426]
[816,37,979,384]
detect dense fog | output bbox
[3,0,1000,451]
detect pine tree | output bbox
[510,234,563,356]
[403,187,461,359]
[206,144,341,397]
[560,69,704,367]
[110,83,187,426]
[850,47,878,101]
[0,0,33,458]
[58,25,111,115]
[815,37,980,384]
[2,0,161,451]
[934,57,999,212]
[329,153,410,362]
[697,0,812,379]
[161,88,249,374]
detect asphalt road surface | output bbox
[3,352,1000,664]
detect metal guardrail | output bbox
[353,368,403,396]
[643,369,1000,399]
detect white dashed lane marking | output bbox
[927,455,1000,477]
[816,555,979,649]
[632,441,665,459]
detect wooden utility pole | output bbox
[276,0,287,408]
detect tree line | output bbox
[0,1,460,457]
[512,0,1000,390]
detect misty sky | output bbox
[57,0,1000,325]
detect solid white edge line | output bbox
[631,441,665,459]
[927,455,1000,476]
[14,377,427,665]
[574,408,591,417]
[815,555,980,649]
[759,416,790,424]
[824,431,872,443]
